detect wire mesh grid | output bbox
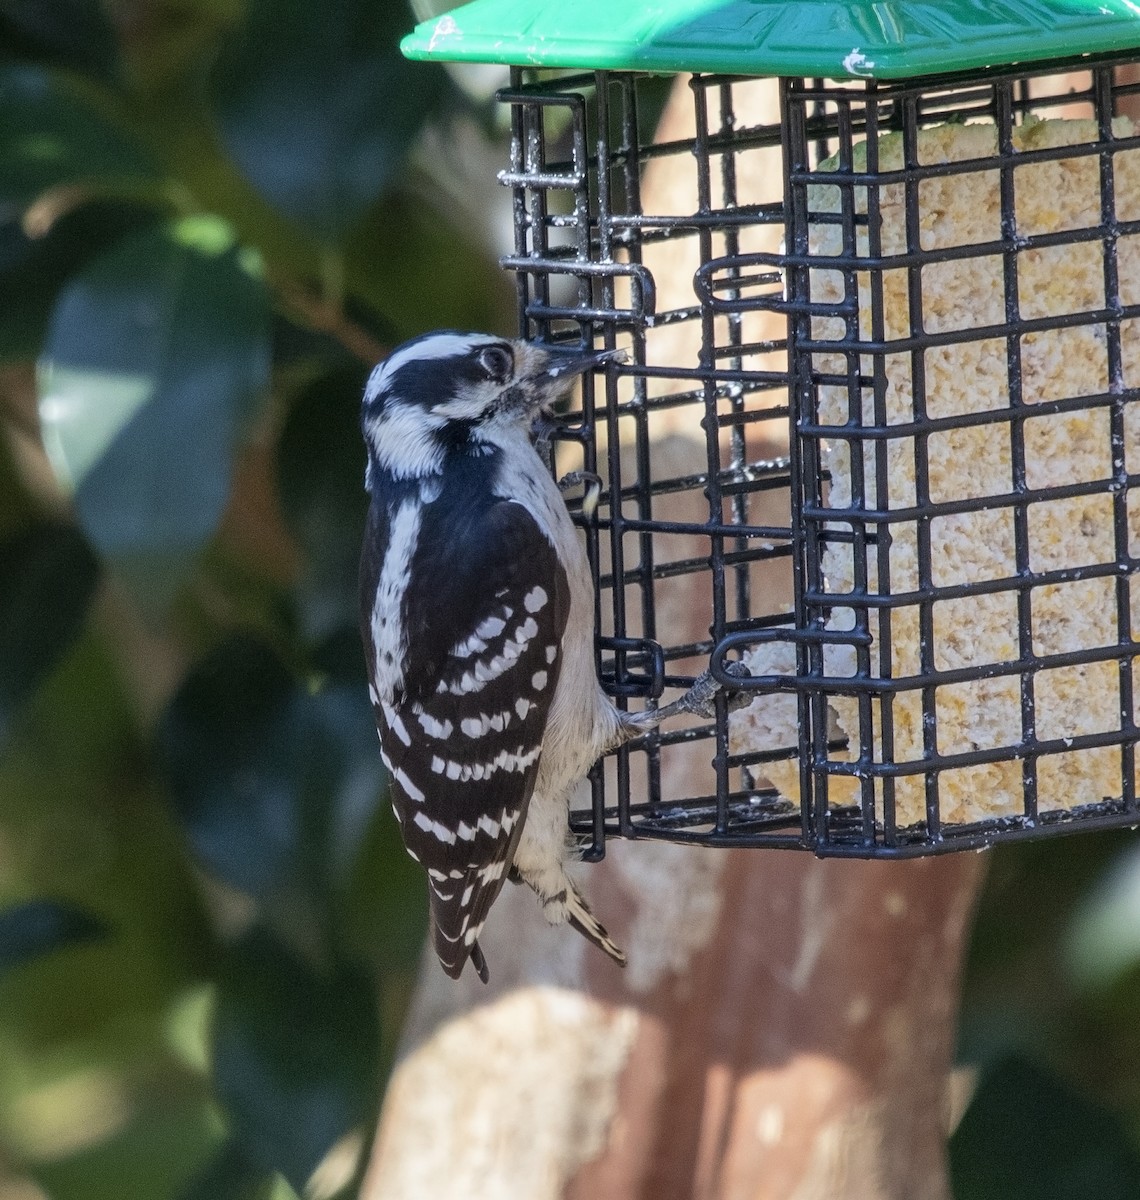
[499,55,1140,856]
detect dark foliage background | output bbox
[1,2,1140,1197]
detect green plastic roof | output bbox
[402,0,1140,80]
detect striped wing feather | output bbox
[366,499,569,981]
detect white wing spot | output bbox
[476,615,506,639]
[453,631,487,658]
[430,755,445,774]
[413,810,456,844]
[545,645,558,664]
[457,821,476,841]
[515,616,538,644]
[445,760,462,781]
[382,703,412,748]
[515,698,533,720]
[531,670,548,691]
[418,711,453,738]
[461,884,474,906]
[524,586,548,613]
[478,860,506,882]
[477,814,501,837]
[393,767,425,803]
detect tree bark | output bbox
[363,848,983,1200]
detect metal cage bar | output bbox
[499,52,1140,857]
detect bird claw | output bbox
[557,470,603,519]
[653,662,753,722]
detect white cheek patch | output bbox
[368,405,446,479]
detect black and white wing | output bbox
[361,497,569,982]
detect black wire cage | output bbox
[406,14,1140,857]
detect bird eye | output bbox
[477,345,513,381]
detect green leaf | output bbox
[210,0,448,238]
[951,1055,1140,1200]
[0,0,121,85]
[0,521,98,745]
[155,635,382,909]
[212,929,378,1193]
[0,63,157,213]
[341,792,427,975]
[177,1138,269,1200]
[0,898,105,974]
[0,202,157,362]
[156,637,300,898]
[275,365,369,649]
[1065,840,1140,992]
[31,1095,223,1200]
[37,217,271,612]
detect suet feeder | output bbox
[402,1,1140,857]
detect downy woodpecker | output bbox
[359,332,724,982]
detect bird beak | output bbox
[534,342,627,383]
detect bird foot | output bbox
[557,470,603,519]
[668,661,752,719]
[625,661,752,731]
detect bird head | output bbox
[361,332,620,483]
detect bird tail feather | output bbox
[565,880,627,967]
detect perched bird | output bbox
[359,331,725,983]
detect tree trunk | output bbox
[362,848,983,1200]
